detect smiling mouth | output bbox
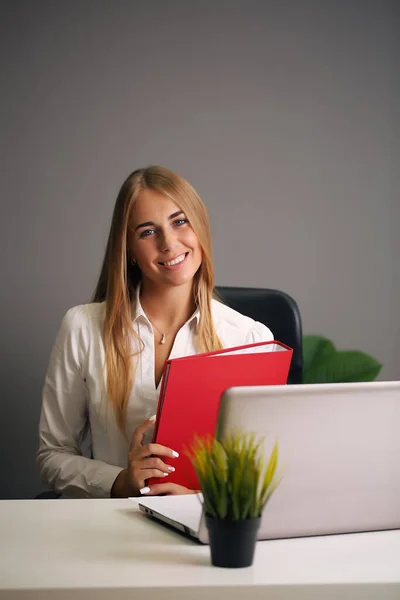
[159,252,188,267]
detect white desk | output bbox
[0,499,399,600]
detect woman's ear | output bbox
[127,248,137,266]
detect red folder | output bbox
[149,340,293,489]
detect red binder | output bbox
[149,340,293,489]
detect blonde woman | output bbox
[37,166,273,498]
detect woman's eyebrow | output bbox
[135,220,154,231]
[135,211,184,231]
[169,210,184,220]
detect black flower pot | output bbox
[205,515,261,568]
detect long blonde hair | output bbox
[93,166,222,431]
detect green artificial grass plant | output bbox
[186,431,281,521]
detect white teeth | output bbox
[163,254,186,266]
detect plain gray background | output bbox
[1,0,398,499]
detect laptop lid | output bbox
[213,380,400,541]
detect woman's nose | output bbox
[159,228,177,252]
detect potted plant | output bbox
[303,335,382,383]
[186,431,281,568]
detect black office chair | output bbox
[215,286,303,384]
[35,490,61,499]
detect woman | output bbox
[37,166,273,498]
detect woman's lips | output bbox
[159,252,188,270]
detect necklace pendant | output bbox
[160,333,166,345]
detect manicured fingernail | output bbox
[167,466,175,472]
[140,486,150,495]
[163,472,169,477]
[172,450,179,458]
[149,414,156,422]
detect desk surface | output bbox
[0,499,399,600]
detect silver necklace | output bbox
[149,320,168,345]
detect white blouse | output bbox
[36,297,273,498]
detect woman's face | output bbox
[128,188,203,291]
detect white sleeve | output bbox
[245,320,274,344]
[36,307,123,498]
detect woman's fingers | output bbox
[139,457,176,473]
[128,468,170,495]
[139,483,197,496]
[132,443,180,460]
[140,469,170,481]
[127,417,180,495]
[130,415,157,449]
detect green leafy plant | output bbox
[186,431,281,521]
[303,335,382,384]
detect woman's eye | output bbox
[174,218,188,227]
[139,229,155,238]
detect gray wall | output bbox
[1,0,398,499]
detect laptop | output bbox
[138,381,400,543]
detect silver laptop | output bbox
[138,381,400,543]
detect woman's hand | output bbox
[129,415,181,494]
[112,415,193,497]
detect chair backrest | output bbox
[215,286,303,384]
